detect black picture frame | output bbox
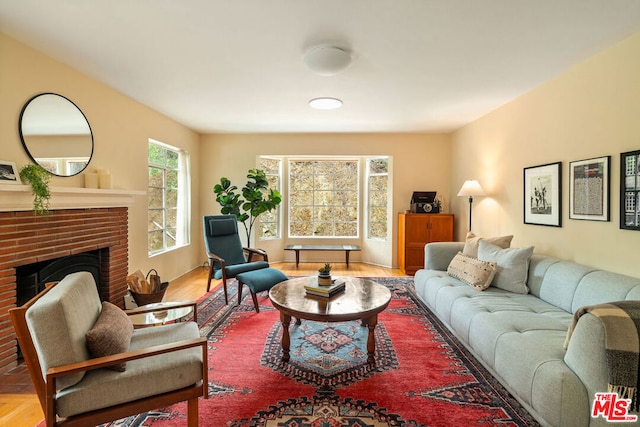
[620,149,640,230]
[569,156,610,222]
[524,162,562,227]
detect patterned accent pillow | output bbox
[447,252,497,291]
[462,232,513,258]
[85,301,134,371]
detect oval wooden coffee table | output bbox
[268,276,391,364]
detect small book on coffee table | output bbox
[305,279,345,297]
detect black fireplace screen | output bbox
[16,250,101,306]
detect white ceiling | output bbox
[2,1,640,134]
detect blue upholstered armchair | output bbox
[203,215,270,303]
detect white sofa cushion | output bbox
[462,231,513,258]
[478,240,534,294]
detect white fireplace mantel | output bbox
[0,184,146,212]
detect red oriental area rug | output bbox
[102,277,539,426]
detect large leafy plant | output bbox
[213,169,282,244]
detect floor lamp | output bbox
[457,180,485,231]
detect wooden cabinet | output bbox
[398,213,454,275]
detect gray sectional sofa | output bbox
[414,241,640,427]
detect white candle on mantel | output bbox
[98,170,112,189]
[84,172,98,188]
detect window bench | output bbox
[284,244,361,268]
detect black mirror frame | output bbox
[18,92,94,177]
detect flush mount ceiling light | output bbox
[303,46,352,76]
[309,97,343,110]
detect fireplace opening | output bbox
[0,206,129,375]
[16,250,102,307]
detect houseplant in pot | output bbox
[19,164,51,215]
[213,169,282,245]
[318,263,332,285]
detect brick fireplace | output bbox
[0,188,137,374]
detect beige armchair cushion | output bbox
[56,322,203,418]
[25,272,101,390]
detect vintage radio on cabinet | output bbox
[410,191,439,213]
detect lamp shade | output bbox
[457,180,485,197]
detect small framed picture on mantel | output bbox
[0,161,20,184]
[524,161,562,227]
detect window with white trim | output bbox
[288,158,359,238]
[367,157,389,239]
[148,139,190,255]
[258,156,282,239]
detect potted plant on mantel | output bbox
[19,164,51,215]
[318,263,332,285]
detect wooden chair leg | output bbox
[206,264,214,292]
[237,281,244,305]
[222,280,228,305]
[187,397,199,427]
[250,291,260,313]
[208,264,228,304]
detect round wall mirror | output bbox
[19,93,94,177]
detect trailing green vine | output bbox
[19,164,51,215]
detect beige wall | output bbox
[8,25,638,279]
[0,32,453,280]
[0,33,203,281]
[199,133,452,267]
[450,32,640,277]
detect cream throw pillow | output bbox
[478,240,534,294]
[447,252,497,291]
[462,231,514,258]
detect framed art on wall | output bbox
[620,149,640,231]
[569,156,610,221]
[524,161,562,227]
[0,161,20,184]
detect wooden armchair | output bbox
[9,272,208,427]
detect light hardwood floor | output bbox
[0,262,404,427]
